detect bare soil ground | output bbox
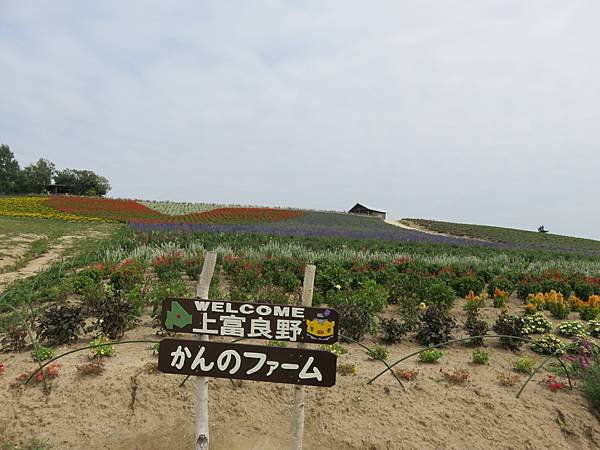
[1,297,599,450]
[386,219,490,243]
[0,234,43,270]
[0,232,107,290]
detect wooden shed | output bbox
[348,203,386,219]
[45,184,72,195]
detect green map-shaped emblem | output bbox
[165,301,193,330]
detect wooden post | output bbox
[195,252,217,450]
[291,264,316,450]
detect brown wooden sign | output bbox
[158,338,337,387]
[160,298,339,344]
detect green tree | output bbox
[0,144,21,194]
[21,158,55,193]
[53,169,111,196]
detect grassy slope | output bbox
[403,218,600,255]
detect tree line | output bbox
[0,144,111,196]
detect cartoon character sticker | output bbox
[305,309,335,341]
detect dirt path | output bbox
[0,235,87,288]
[0,234,44,271]
[386,219,489,243]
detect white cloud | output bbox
[1,0,599,239]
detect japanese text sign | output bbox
[158,338,337,387]
[160,298,339,344]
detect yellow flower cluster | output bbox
[525,290,564,313]
[0,196,108,223]
[568,294,600,310]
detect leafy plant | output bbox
[337,363,356,376]
[0,323,27,352]
[496,371,521,386]
[90,335,116,357]
[439,367,470,384]
[394,368,419,380]
[424,280,456,313]
[37,305,85,345]
[531,334,564,355]
[31,345,55,362]
[380,317,408,343]
[545,374,567,392]
[320,343,346,356]
[464,316,488,346]
[367,344,389,361]
[579,306,599,321]
[493,313,524,350]
[548,302,570,320]
[91,290,137,339]
[416,305,456,346]
[520,312,552,335]
[472,349,489,365]
[557,321,587,337]
[581,359,600,413]
[513,356,536,374]
[419,348,443,363]
[451,276,484,298]
[588,320,600,338]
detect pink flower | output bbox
[0,363,5,375]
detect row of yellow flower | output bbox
[526,290,599,312]
[0,196,113,223]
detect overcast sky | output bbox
[2,1,599,239]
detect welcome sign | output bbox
[160,298,339,344]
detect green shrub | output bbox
[451,276,485,298]
[487,276,516,297]
[514,356,536,374]
[148,279,191,319]
[419,348,443,363]
[579,306,599,321]
[416,305,456,346]
[531,334,565,355]
[493,313,524,350]
[90,335,116,357]
[472,349,489,364]
[31,345,55,362]
[520,312,552,335]
[37,305,85,345]
[424,280,456,313]
[548,302,570,319]
[582,360,600,413]
[367,344,389,361]
[109,259,145,292]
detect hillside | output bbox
[402,218,600,256]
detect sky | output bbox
[1,1,599,239]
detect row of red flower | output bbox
[47,197,304,224]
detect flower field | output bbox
[138,200,224,215]
[0,196,304,225]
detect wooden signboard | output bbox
[158,338,337,387]
[160,298,339,344]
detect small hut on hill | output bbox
[348,203,386,219]
[45,184,72,195]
